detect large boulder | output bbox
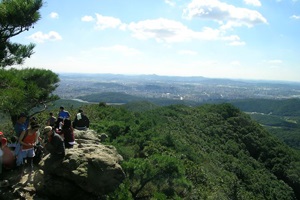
[0,129,125,200]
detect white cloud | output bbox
[128,18,194,42]
[183,0,267,29]
[128,18,241,44]
[244,0,262,7]
[81,15,94,22]
[290,15,300,20]
[95,14,123,30]
[49,12,59,19]
[28,31,62,43]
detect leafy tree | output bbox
[0,0,43,67]
[0,68,59,125]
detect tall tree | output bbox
[0,0,60,125]
[0,0,43,67]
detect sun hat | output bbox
[43,126,52,134]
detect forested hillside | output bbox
[82,102,300,199]
[78,95,300,150]
[229,99,300,150]
[1,101,300,199]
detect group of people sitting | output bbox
[0,106,90,177]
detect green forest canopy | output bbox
[80,102,300,199]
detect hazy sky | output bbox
[12,0,300,82]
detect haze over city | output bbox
[11,0,300,82]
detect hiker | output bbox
[43,126,65,175]
[58,106,70,120]
[0,132,15,170]
[14,113,29,167]
[29,116,43,144]
[46,112,56,127]
[73,109,90,130]
[27,117,44,164]
[18,122,40,174]
[14,113,29,138]
[43,126,65,157]
[61,119,75,148]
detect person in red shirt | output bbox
[18,122,39,174]
[0,132,15,170]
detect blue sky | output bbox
[12,0,300,82]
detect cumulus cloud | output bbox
[127,18,244,44]
[182,0,267,29]
[49,12,59,19]
[128,18,193,42]
[88,12,246,45]
[95,14,123,30]
[81,15,94,22]
[28,31,62,43]
[244,0,262,7]
[87,14,244,44]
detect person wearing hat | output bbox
[73,109,90,130]
[18,122,40,174]
[43,126,65,157]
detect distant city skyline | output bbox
[11,0,300,82]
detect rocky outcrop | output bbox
[0,129,125,200]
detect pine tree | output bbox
[0,0,43,67]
